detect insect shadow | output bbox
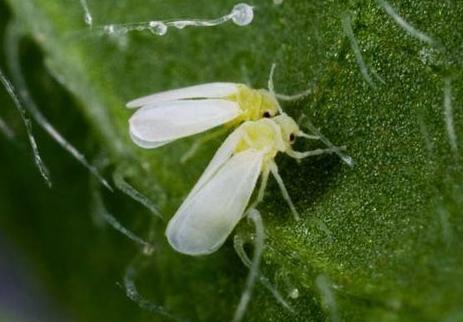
[267,149,346,225]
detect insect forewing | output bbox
[129,131,173,149]
[129,99,241,148]
[166,150,264,255]
[127,83,239,108]
[187,126,244,197]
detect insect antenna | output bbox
[268,63,284,114]
[267,63,284,114]
[268,63,313,103]
[300,114,354,167]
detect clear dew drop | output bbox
[343,155,354,167]
[289,288,300,299]
[172,21,188,29]
[143,244,155,255]
[97,3,253,39]
[84,12,93,26]
[104,24,115,34]
[231,3,254,26]
[126,288,136,297]
[149,21,168,35]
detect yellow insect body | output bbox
[234,114,298,165]
[227,85,280,124]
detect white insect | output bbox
[165,113,344,255]
[127,83,281,149]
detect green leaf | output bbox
[1,0,463,321]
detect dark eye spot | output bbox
[263,111,271,118]
[289,133,296,143]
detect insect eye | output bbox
[289,133,296,143]
[263,111,271,118]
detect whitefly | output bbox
[127,82,282,149]
[165,113,346,255]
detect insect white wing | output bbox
[129,131,173,149]
[126,83,239,108]
[129,99,241,148]
[187,126,245,197]
[166,150,264,255]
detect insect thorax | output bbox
[234,119,286,163]
[231,85,279,121]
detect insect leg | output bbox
[287,146,347,160]
[249,166,270,209]
[270,162,300,221]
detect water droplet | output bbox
[171,21,188,29]
[231,3,254,26]
[149,21,168,35]
[343,155,354,167]
[104,24,115,34]
[84,13,93,26]
[143,244,155,255]
[289,288,300,299]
